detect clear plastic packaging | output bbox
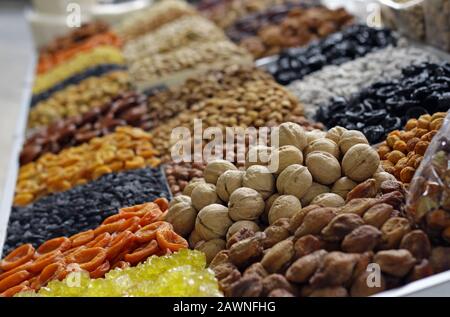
[406,111,450,244]
[378,0,426,41]
[423,0,450,52]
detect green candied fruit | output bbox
[16,249,222,297]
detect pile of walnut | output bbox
[165,122,396,263]
[209,180,450,297]
[378,112,445,183]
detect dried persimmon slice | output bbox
[106,231,135,261]
[0,244,35,271]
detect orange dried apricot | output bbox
[0,244,35,271]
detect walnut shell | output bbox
[325,126,347,144]
[195,239,226,264]
[165,199,198,237]
[331,177,358,199]
[216,170,244,202]
[169,195,192,208]
[301,182,330,206]
[372,172,397,190]
[268,195,302,224]
[306,129,327,144]
[339,130,369,154]
[305,151,341,185]
[191,183,220,211]
[195,204,233,240]
[276,164,312,199]
[228,187,265,221]
[311,193,345,207]
[226,220,261,241]
[262,193,280,224]
[270,145,303,175]
[203,160,237,184]
[243,165,275,199]
[189,230,202,248]
[305,138,340,159]
[277,122,307,150]
[342,144,380,182]
[182,178,205,196]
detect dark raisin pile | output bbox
[316,62,450,144]
[3,167,170,254]
[267,24,396,85]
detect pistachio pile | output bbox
[28,71,130,130]
[116,0,197,42]
[14,127,160,206]
[123,15,227,63]
[209,179,450,297]
[128,40,253,90]
[378,112,446,183]
[164,122,390,263]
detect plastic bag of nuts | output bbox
[406,111,450,244]
[378,112,446,183]
[423,0,450,52]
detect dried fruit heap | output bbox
[16,249,221,297]
[0,199,189,297]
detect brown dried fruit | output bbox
[346,179,377,201]
[309,286,348,297]
[213,262,239,280]
[219,269,241,296]
[295,207,337,238]
[226,227,255,249]
[377,191,404,210]
[321,213,364,242]
[406,259,434,283]
[429,247,450,273]
[294,234,323,259]
[261,239,295,273]
[380,217,411,249]
[262,274,296,296]
[288,204,321,233]
[209,250,230,269]
[229,275,263,297]
[338,198,378,216]
[243,262,268,278]
[399,230,431,260]
[229,233,265,268]
[380,180,404,194]
[262,222,291,249]
[374,250,416,277]
[363,203,393,228]
[350,271,386,297]
[286,250,328,283]
[309,252,359,288]
[268,289,295,297]
[341,225,382,253]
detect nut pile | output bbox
[15,250,220,297]
[116,0,196,42]
[32,46,125,96]
[0,200,190,297]
[14,127,160,206]
[165,162,205,196]
[128,40,253,90]
[28,70,130,129]
[30,64,126,107]
[164,122,390,263]
[316,62,450,144]
[148,70,324,160]
[267,24,397,85]
[4,167,170,254]
[123,15,227,63]
[378,112,446,183]
[37,31,122,75]
[287,45,439,119]
[210,179,450,297]
[227,5,353,59]
[22,92,153,165]
[407,133,450,244]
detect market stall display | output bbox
[0,200,190,297]
[316,62,450,144]
[4,168,170,254]
[226,4,354,59]
[267,24,397,85]
[423,0,450,52]
[15,249,220,297]
[378,112,446,183]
